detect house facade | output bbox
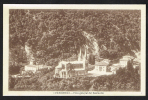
[88,59,111,75]
[24,64,51,73]
[94,61,109,73]
[119,55,133,68]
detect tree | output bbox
[127,59,134,72]
[88,54,95,65]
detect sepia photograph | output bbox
[3,4,146,96]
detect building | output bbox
[119,55,133,68]
[110,64,120,74]
[103,59,110,64]
[54,48,88,78]
[133,60,140,69]
[94,59,110,73]
[88,59,111,75]
[133,58,140,74]
[24,64,51,73]
[55,61,88,78]
[94,61,108,73]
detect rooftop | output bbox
[120,57,130,61]
[121,55,134,60]
[25,65,37,68]
[56,60,85,69]
[56,65,62,69]
[60,68,85,71]
[25,65,51,68]
[60,60,84,64]
[110,64,120,68]
[95,61,109,66]
[103,59,110,63]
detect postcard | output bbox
[3,4,146,96]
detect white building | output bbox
[24,65,51,73]
[133,59,140,69]
[94,61,108,73]
[55,61,88,78]
[119,55,133,68]
[54,48,88,78]
[88,59,111,75]
[110,64,120,74]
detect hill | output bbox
[9,9,141,66]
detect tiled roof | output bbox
[121,55,134,61]
[95,61,109,66]
[25,65,50,68]
[56,65,62,68]
[110,65,120,68]
[25,65,37,67]
[120,58,129,61]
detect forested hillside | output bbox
[9,9,141,66]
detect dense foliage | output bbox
[9,9,141,65]
[9,64,140,91]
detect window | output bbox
[102,67,104,71]
[99,67,102,71]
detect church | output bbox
[54,48,88,78]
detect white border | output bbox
[3,4,146,96]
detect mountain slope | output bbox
[9,9,141,65]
